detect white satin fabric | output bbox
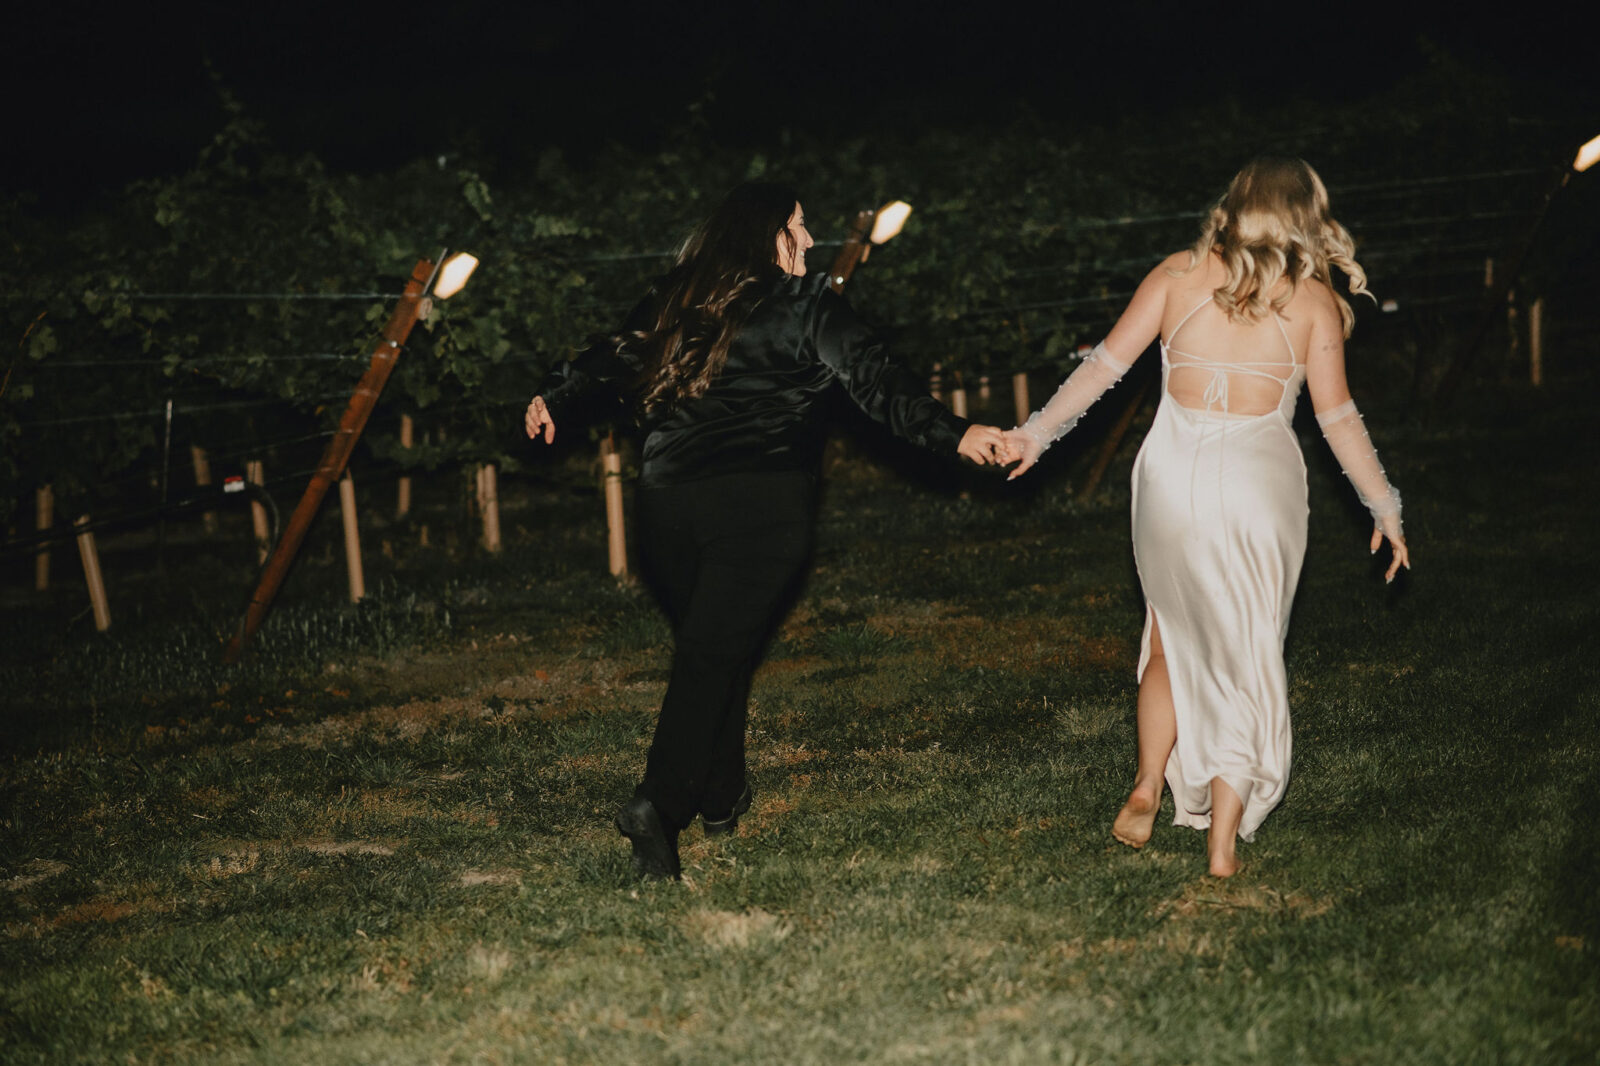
[1132,299,1308,841]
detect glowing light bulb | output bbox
[869,201,912,244]
[434,252,480,299]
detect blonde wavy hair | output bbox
[1180,157,1372,337]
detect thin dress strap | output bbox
[1161,295,1215,353]
[1269,310,1298,364]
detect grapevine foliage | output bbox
[0,57,1583,528]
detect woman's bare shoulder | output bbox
[1157,249,1199,276]
[1291,275,1341,323]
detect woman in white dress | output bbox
[1005,158,1410,877]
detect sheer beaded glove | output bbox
[1012,342,1132,465]
[1316,399,1402,540]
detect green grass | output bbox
[1,372,1597,1064]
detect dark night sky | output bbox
[8,1,1595,209]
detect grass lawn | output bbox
[2,363,1596,1064]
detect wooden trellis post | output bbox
[476,463,502,553]
[1012,372,1031,426]
[1436,166,1575,412]
[397,414,414,518]
[74,515,110,632]
[1077,378,1154,506]
[601,432,627,577]
[1505,289,1520,369]
[949,379,968,418]
[827,208,875,294]
[34,485,52,591]
[1529,297,1544,386]
[339,471,365,603]
[190,445,218,534]
[245,460,269,564]
[224,256,435,662]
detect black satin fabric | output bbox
[537,272,968,486]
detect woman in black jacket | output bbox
[526,182,1008,879]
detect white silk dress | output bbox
[1018,290,1402,845]
[1131,298,1307,841]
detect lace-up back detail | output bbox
[1160,297,1304,420]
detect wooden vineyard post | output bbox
[1529,297,1544,386]
[476,463,502,553]
[339,471,365,603]
[223,256,435,662]
[601,432,627,577]
[1435,167,1573,413]
[74,515,110,632]
[1077,377,1154,506]
[949,378,973,500]
[978,375,991,403]
[34,485,53,591]
[1505,289,1520,370]
[1012,372,1031,427]
[245,460,269,563]
[827,209,874,294]
[397,414,414,518]
[929,361,943,402]
[191,445,218,534]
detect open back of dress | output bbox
[1162,296,1305,419]
[1131,296,1310,841]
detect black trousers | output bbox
[633,470,816,830]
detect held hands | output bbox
[957,425,1021,467]
[525,396,555,444]
[1001,427,1045,480]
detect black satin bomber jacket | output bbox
[537,272,969,487]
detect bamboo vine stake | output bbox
[1012,372,1031,426]
[397,414,414,518]
[339,471,365,603]
[190,445,218,534]
[34,485,52,591]
[245,460,269,563]
[74,515,111,631]
[601,433,627,577]
[476,463,502,553]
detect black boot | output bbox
[615,796,681,880]
[701,784,754,838]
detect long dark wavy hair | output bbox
[626,182,800,416]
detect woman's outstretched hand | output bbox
[1371,523,1410,583]
[1002,428,1044,480]
[525,396,555,443]
[957,425,1013,466]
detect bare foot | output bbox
[1112,787,1160,848]
[1205,777,1242,877]
[1207,831,1239,878]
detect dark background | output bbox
[10,1,1596,210]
